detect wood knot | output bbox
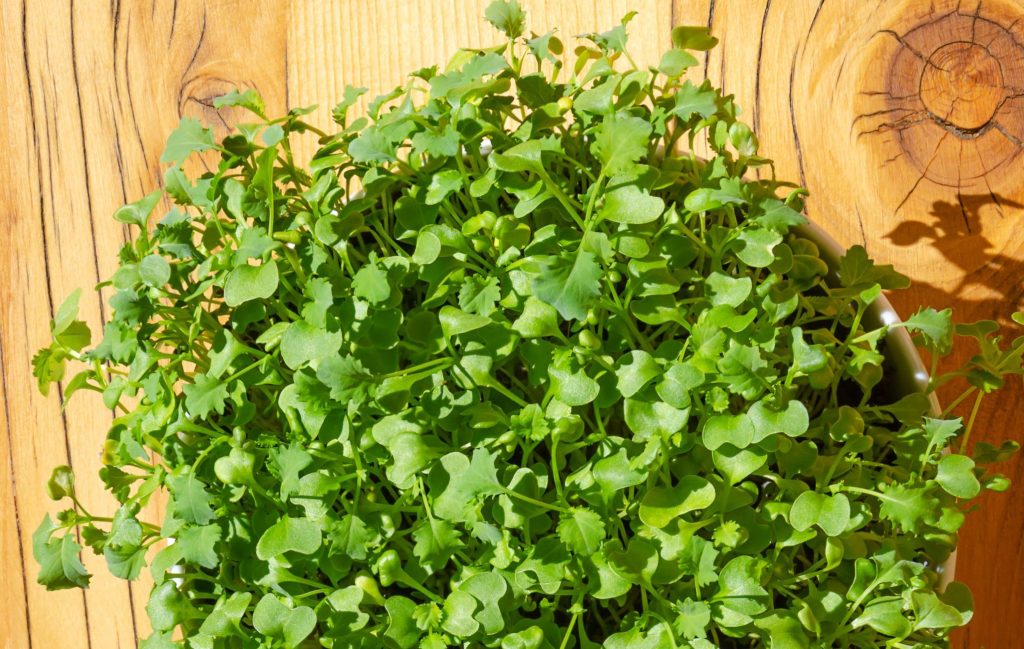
[854,2,1024,218]
[920,41,1005,132]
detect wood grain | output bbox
[1,1,1021,647]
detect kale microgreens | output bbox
[31,3,1024,648]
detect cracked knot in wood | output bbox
[855,0,1024,214]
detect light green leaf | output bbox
[139,254,171,287]
[936,454,981,499]
[548,352,599,407]
[557,508,606,555]
[439,305,492,338]
[703,413,755,451]
[255,516,322,559]
[712,445,767,485]
[789,491,851,537]
[161,117,216,165]
[167,472,215,525]
[532,250,602,321]
[597,181,665,224]
[511,296,561,338]
[624,398,689,439]
[592,113,651,175]
[615,350,661,398]
[749,400,809,443]
[253,594,317,648]
[639,476,716,527]
[33,516,90,590]
[223,261,279,307]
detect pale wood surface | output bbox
[1,1,1021,647]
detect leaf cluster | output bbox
[32,3,1024,648]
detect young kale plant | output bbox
[32,3,1024,648]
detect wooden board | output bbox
[0,1,1020,647]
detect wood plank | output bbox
[1,0,289,646]
[0,0,102,642]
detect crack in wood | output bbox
[895,131,949,212]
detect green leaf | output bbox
[597,180,665,225]
[46,465,75,501]
[638,476,716,527]
[104,543,145,580]
[223,261,279,306]
[592,113,651,175]
[484,0,526,38]
[280,321,343,369]
[113,190,161,226]
[385,596,422,648]
[433,449,504,522]
[161,117,216,165]
[557,508,605,555]
[412,230,442,265]
[352,260,392,303]
[256,516,322,559]
[177,524,222,569]
[791,327,827,373]
[706,272,751,308]
[656,362,704,409]
[532,250,602,321]
[935,454,981,499]
[332,514,373,560]
[349,126,396,162]
[901,307,953,352]
[754,611,810,649]
[371,414,438,489]
[412,125,460,157]
[712,555,769,621]
[671,26,718,50]
[459,275,501,315]
[548,352,599,406]
[198,592,252,638]
[592,448,645,501]
[672,80,718,121]
[511,296,561,338]
[912,590,965,630]
[253,594,317,648]
[877,483,939,532]
[838,245,910,290]
[659,48,699,77]
[789,491,851,537]
[425,169,463,205]
[615,350,661,398]
[147,581,196,632]
[183,373,229,419]
[439,305,492,338]
[703,413,755,451]
[413,518,463,571]
[490,138,557,174]
[712,445,767,485]
[749,400,809,442]
[624,398,689,439]
[736,228,782,268]
[317,355,374,405]
[33,516,90,590]
[853,596,911,637]
[213,88,266,115]
[167,471,215,525]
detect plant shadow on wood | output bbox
[884,193,1024,322]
